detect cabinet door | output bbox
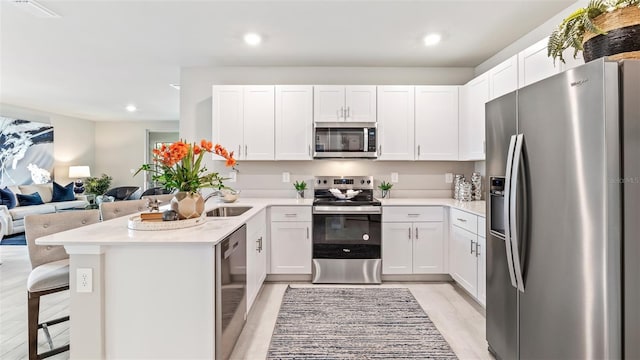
[345,86,377,122]
[243,86,275,160]
[450,225,478,297]
[314,86,345,122]
[377,86,415,160]
[382,222,413,274]
[459,73,489,160]
[415,86,459,160]
[212,86,244,160]
[413,222,444,274]
[560,48,584,72]
[477,235,486,306]
[275,85,313,160]
[270,221,311,274]
[489,55,518,100]
[518,37,561,88]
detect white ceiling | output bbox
[0,0,575,122]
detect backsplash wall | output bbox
[208,160,475,199]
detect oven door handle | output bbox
[312,206,382,214]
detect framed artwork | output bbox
[0,117,54,187]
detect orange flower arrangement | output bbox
[136,139,236,193]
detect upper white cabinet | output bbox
[377,86,415,160]
[489,55,518,100]
[275,85,313,160]
[459,74,489,161]
[212,85,275,160]
[518,37,561,88]
[314,86,376,122]
[415,86,459,160]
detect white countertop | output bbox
[36,197,483,247]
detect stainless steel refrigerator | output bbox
[485,58,640,360]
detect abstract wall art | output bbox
[0,117,54,187]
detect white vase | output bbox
[170,191,204,220]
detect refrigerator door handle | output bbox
[510,133,526,292]
[503,135,518,289]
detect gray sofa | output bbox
[0,183,88,239]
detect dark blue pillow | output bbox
[0,187,17,209]
[52,182,75,202]
[16,192,44,206]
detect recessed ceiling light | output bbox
[169,84,181,90]
[244,33,262,46]
[125,104,137,112]
[423,33,442,46]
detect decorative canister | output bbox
[471,172,482,200]
[453,174,465,200]
[459,181,473,202]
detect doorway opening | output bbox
[145,130,179,190]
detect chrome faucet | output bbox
[203,190,224,203]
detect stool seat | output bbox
[27,259,69,293]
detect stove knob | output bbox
[317,180,321,184]
[360,180,365,184]
[362,234,370,241]
[323,180,327,184]
[367,180,371,184]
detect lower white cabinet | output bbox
[246,209,267,312]
[382,206,445,275]
[449,208,486,306]
[269,206,312,274]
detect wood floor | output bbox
[1,245,491,359]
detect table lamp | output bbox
[68,166,91,194]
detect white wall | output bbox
[179,66,476,198]
[1,103,95,186]
[94,121,179,188]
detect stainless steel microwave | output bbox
[314,123,377,158]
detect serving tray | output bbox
[127,215,206,231]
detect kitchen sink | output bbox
[206,206,252,217]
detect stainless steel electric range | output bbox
[312,176,382,284]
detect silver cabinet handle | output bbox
[457,218,467,222]
[415,227,419,239]
[470,239,476,254]
[259,236,263,252]
[346,107,350,119]
[238,145,241,157]
[504,135,518,289]
[417,145,421,157]
[256,238,261,252]
[306,227,309,239]
[378,145,382,156]
[476,241,480,257]
[408,214,420,217]
[408,227,412,239]
[341,106,345,120]
[285,214,297,217]
[245,145,248,157]
[308,145,311,156]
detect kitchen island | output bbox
[37,197,484,359]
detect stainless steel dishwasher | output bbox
[215,224,247,360]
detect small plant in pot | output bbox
[548,0,640,64]
[378,181,393,199]
[293,180,307,199]
[84,173,112,204]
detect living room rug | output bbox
[267,287,457,359]
[0,233,26,246]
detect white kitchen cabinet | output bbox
[377,86,415,160]
[212,85,275,161]
[518,37,561,88]
[313,85,376,123]
[560,49,584,72]
[275,85,313,160]
[246,209,267,312]
[269,206,312,274]
[459,74,489,160]
[415,86,459,160]
[489,55,518,100]
[449,208,486,306]
[382,206,445,275]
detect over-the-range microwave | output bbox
[314,123,377,159]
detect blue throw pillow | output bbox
[0,187,17,209]
[52,182,75,202]
[16,192,44,206]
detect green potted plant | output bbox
[84,173,112,207]
[548,0,640,64]
[293,180,307,199]
[378,181,393,199]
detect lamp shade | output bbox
[68,165,91,178]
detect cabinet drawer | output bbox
[383,206,444,222]
[270,206,312,222]
[478,216,486,238]
[451,208,478,234]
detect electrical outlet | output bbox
[445,173,454,184]
[77,268,93,293]
[391,172,399,183]
[228,171,237,183]
[282,172,290,183]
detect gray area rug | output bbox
[267,287,458,359]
